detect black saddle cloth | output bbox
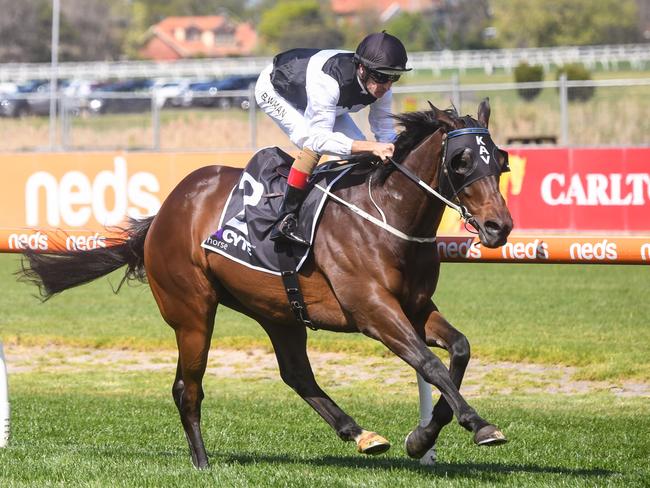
[201,147,355,275]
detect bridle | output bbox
[313,125,510,242]
[388,154,475,226]
[387,126,510,232]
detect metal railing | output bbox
[1,76,649,151]
[0,43,648,83]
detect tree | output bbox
[257,0,344,53]
[380,1,494,52]
[0,0,130,63]
[385,12,434,52]
[490,0,641,48]
[58,0,128,61]
[429,0,492,50]
[0,0,53,62]
[513,62,544,101]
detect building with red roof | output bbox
[331,0,437,21]
[140,16,257,61]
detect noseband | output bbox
[388,127,510,229]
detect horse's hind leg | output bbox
[405,304,506,460]
[259,319,390,455]
[149,271,219,469]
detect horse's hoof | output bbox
[474,425,508,446]
[404,430,425,459]
[189,450,210,470]
[356,430,391,455]
[191,458,210,470]
[405,430,437,465]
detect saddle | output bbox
[201,147,359,275]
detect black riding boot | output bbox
[270,185,309,246]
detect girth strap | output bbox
[277,243,316,330]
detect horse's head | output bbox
[424,99,513,248]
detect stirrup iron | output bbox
[272,214,309,246]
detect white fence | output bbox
[409,43,650,75]
[0,43,649,83]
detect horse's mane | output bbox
[366,106,477,184]
[393,108,460,161]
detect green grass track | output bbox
[1,254,648,382]
[0,371,648,487]
[0,253,648,486]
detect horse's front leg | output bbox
[406,304,497,461]
[259,319,391,456]
[355,294,505,449]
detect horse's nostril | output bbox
[484,220,502,235]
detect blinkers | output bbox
[438,127,510,201]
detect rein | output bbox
[313,126,507,240]
[313,181,437,243]
[386,155,476,226]
[312,152,475,244]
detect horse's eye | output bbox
[497,149,510,173]
[450,148,476,175]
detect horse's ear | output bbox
[478,98,491,128]
[428,101,456,129]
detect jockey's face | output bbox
[358,65,395,99]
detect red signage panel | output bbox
[506,147,650,232]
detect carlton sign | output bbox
[540,172,649,206]
[505,147,649,232]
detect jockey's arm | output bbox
[304,75,395,160]
[351,140,394,160]
[368,89,397,143]
[359,88,397,161]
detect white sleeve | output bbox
[303,73,354,156]
[369,89,397,143]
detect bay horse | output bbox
[19,99,513,469]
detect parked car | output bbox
[0,82,17,95]
[211,74,259,110]
[182,79,222,108]
[63,79,100,114]
[183,74,259,109]
[25,81,74,116]
[87,79,154,115]
[0,90,29,117]
[0,80,47,117]
[152,79,192,108]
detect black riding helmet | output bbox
[354,31,412,75]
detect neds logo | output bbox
[7,231,107,251]
[501,239,549,260]
[25,156,160,227]
[436,239,482,259]
[641,243,650,261]
[569,239,618,260]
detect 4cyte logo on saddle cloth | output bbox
[207,172,263,257]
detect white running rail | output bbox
[0,341,9,448]
[1,43,648,82]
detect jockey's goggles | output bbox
[366,68,401,84]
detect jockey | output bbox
[255,31,411,245]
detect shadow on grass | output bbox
[209,452,615,479]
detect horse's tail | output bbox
[17,216,155,301]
